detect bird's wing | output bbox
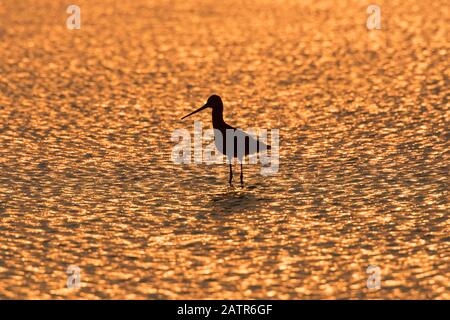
[224,122,235,130]
[234,128,271,153]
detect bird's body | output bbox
[211,100,270,159]
[181,95,270,186]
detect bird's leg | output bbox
[229,163,233,186]
[240,163,244,187]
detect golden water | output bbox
[0,0,448,299]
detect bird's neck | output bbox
[212,107,225,129]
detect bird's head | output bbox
[206,95,222,107]
[181,95,223,120]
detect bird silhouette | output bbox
[181,95,271,186]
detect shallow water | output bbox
[0,0,448,299]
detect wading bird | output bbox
[181,95,271,186]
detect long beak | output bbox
[181,104,208,120]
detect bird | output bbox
[181,95,271,186]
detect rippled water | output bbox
[0,0,448,299]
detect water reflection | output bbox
[209,188,268,215]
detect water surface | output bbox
[0,0,448,299]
